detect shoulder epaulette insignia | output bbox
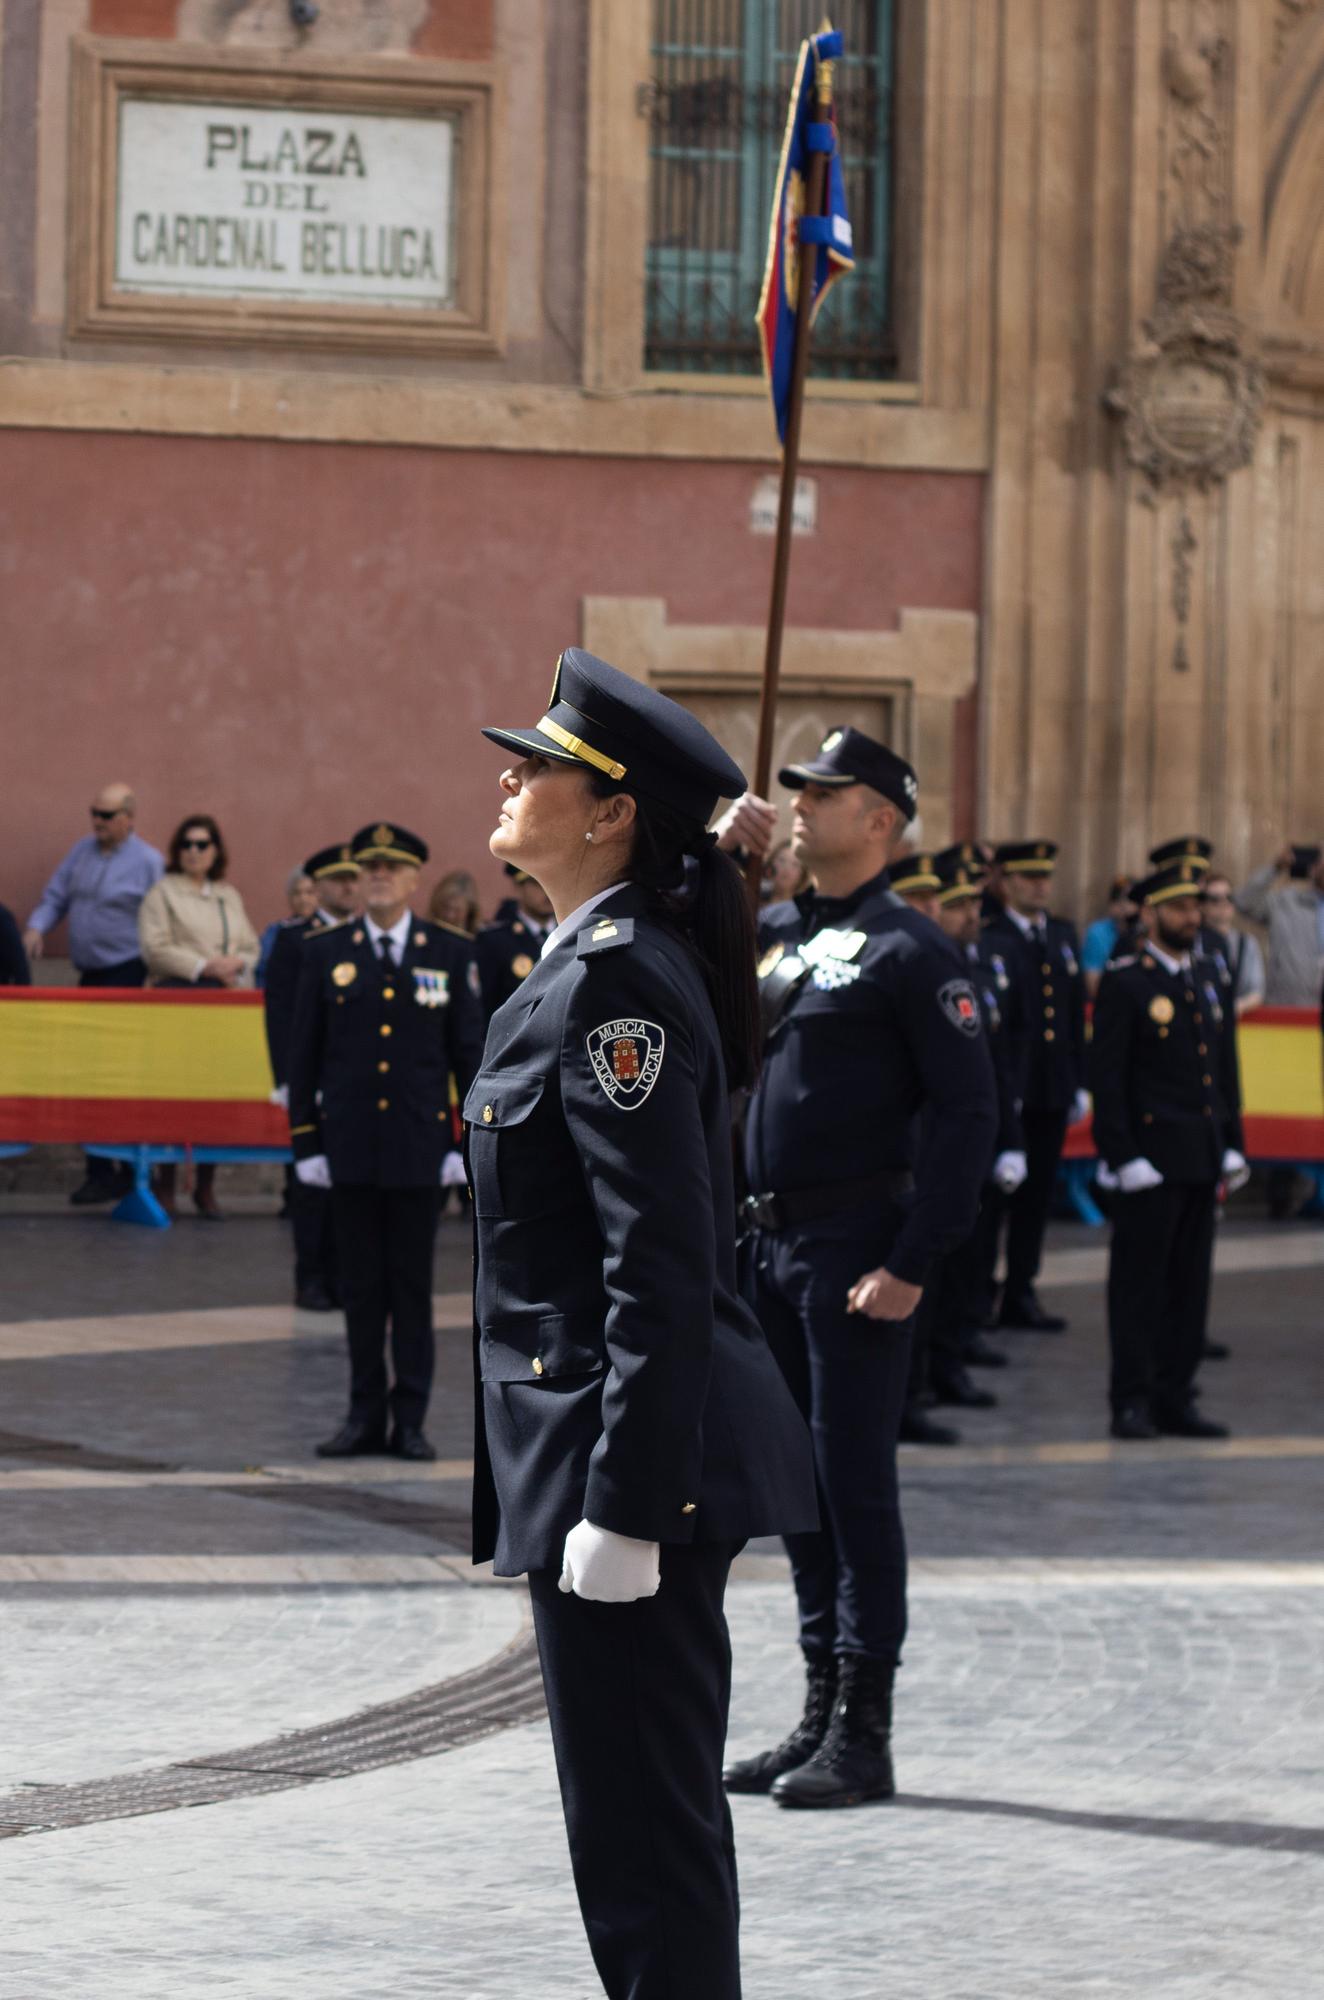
[578,917,635,957]
[1111,954,1138,969]
[432,919,471,940]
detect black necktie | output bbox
[378,937,396,968]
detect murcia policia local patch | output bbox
[587,1018,665,1110]
[938,979,981,1037]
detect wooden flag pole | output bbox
[746,51,836,905]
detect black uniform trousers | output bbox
[747,1218,911,1664]
[330,1184,440,1431]
[1002,1106,1070,1302]
[1107,1179,1217,1415]
[910,1223,981,1394]
[291,1180,338,1299]
[528,1540,743,2000]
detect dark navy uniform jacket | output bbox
[263,909,341,1089]
[288,917,484,1187]
[982,910,1085,1111]
[1088,947,1243,1183]
[465,883,817,1578]
[745,871,999,1284]
[970,935,1027,1155]
[474,901,547,1023]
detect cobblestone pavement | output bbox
[1,1196,1321,1997]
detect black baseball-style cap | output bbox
[1289,843,1322,878]
[1132,860,1206,907]
[777,726,919,822]
[1149,835,1213,870]
[482,648,746,825]
[304,843,359,880]
[994,840,1058,876]
[351,822,430,867]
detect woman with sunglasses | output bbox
[467,649,815,2000]
[138,814,260,1216]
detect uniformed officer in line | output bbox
[288,822,484,1460]
[888,851,942,921]
[469,648,816,2000]
[723,726,997,1812]
[981,841,1089,1333]
[1089,861,1245,1439]
[908,848,1031,1417]
[473,862,555,1021]
[264,843,360,1311]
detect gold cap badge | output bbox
[372,824,393,847]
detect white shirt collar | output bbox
[365,911,412,955]
[1145,939,1190,976]
[1006,906,1044,939]
[541,884,626,960]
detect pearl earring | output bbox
[585,831,594,843]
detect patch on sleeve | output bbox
[467,959,483,998]
[938,979,982,1037]
[586,1018,665,1109]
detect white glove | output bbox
[558,1519,661,1603]
[269,1084,289,1111]
[992,1149,1028,1193]
[440,1149,468,1188]
[1069,1089,1091,1126]
[295,1154,332,1189]
[1117,1157,1163,1193]
[1221,1148,1250,1192]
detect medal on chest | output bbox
[412,967,450,1009]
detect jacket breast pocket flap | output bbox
[465,1071,551,1217]
[480,1313,605,1383]
[463,1070,547,1130]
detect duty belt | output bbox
[741,1170,914,1234]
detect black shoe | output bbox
[723,1653,838,1795]
[389,1426,437,1462]
[1154,1403,1230,1440]
[898,1404,961,1446]
[295,1283,338,1312]
[997,1291,1068,1333]
[772,1654,896,1810]
[315,1420,388,1459]
[930,1365,997,1410]
[964,1332,1009,1369]
[1201,1339,1230,1361]
[1110,1402,1158,1441]
[69,1175,124,1207]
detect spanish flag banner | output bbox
[757,27,855,443]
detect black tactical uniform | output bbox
[1089,864,1243,1437]
[727,728,997,1812]
[288,824,483,1453]
[264,843,358,1310]
[473,650,815,2000]
[983,841,1086,1329]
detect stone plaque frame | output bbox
[68,38,503,355]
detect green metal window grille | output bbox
[645,0,896,379]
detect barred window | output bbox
[645,0,896,380]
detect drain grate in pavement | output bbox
[0,1624,545,1837]
[0,1428,177,1475]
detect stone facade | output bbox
[0,0,1320,924]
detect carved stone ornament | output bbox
[1107,223,1265,491]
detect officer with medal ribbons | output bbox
[1089,860,1245,1440]
[981,841,1089,1332]
[723,726,997,1810]
[287,821,484,1461]
[467,648,815,2000]
[263,842,360,1311]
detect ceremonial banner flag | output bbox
[756,27,855,443]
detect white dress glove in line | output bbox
[440,1149,469,1188]
[1221,1149,1250,1191]
[1069,1089,1092,1127]
[1117,1157,1164,1193]
[992,1149,1028,1194]
[295,1154,333,1190]
[269,1084,289,1111]
[558,1519,661,1603]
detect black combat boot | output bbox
[771,1652,896,1809]
[722,1652,838,1795]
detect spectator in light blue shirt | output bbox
[23,782,164,1203]
[1081,875,1140,998]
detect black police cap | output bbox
[1148,835,1212,870]
[1132,860,1207,907]
[890,852,941,894]
[483,648,746,825]
[994,840,1058,876]
[934,840,987,879]
[777,726,919,822]
[351,821,429,867]
[304,843,359,880]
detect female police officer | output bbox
[467,648,816,2000]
